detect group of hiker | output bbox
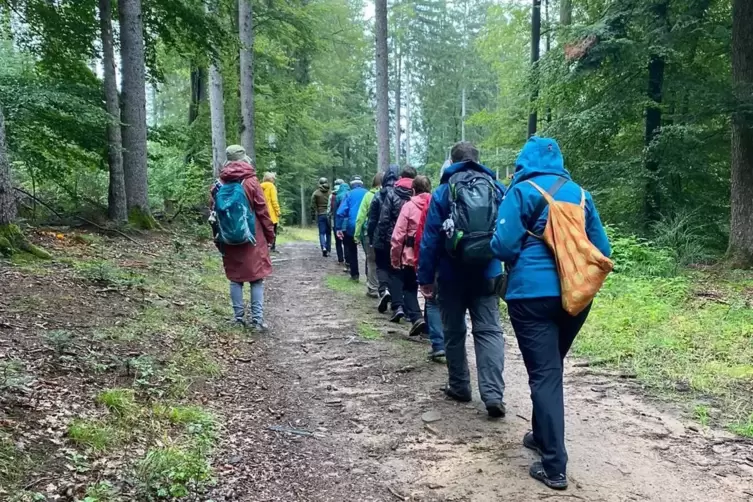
[208,137,613,492]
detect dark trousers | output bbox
[343,234,359,279]
[317,215,331,252]
[271,223,278,250]
[438,282,505,406]
[335,233,345,263]
[400,266,421,322]
[374,248,392,298]
[507,298,591,477]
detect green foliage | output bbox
[68,419,119,452]
[0,358,34,392]
[136,443,214,499]
[82,481,121,502]
[95,388,137,417]
[73,260,146,288]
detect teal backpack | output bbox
[213,181,257,246]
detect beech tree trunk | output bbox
[209,61,227,177]
[528,0,541,138]
[728,0,753,267]
[99,0,127,223]
[0,106,15,226]
[560,0,572,26]
[239,0,256,163]
[395,50,401,166]
[118,0,152,225]
[374,0,390,173]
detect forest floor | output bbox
[1,228,753,501]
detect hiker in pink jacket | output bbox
[390,175,432,337]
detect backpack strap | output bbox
[524,176,568,239]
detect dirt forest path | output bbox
[209,240,753,502]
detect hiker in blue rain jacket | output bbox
[490,136,611,491]
[416,141,506,419]
[336,176,368,281]
[331,180,350,266]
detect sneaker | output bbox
[529,461,568,490]
[428,348,446,362]
[350,276,360,282]
[366,290,379,298]
[442,385,472,403]
[409,318,426,337]
[249,322,269,333]
[271,248,280,254]
[486,402,506,419]
[523,431,542,455]
[390,307,405,323]
[378,290,391,313]
[322,249,328,257]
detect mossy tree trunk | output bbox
[0,106,50,259]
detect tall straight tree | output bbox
[209,58,226,176]
[119,0,152,226]
[239,0,256,162]
[99,0,127,223]
[0,106,15,229]
[374,0,390,173]
[560,0,572,25]
[395,50,401,165]
[528,0,541,137]
[728,0,753,267]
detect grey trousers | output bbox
[230,280,264,324]
[438,283,505,405]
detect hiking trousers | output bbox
[400,266,422,323]
[343,234,359,279]
[365,244,379,295]
[335,233,345,263]
[438,283,505,406]
[317,215,331,252]
[374,247,393,299]
[507,298,591,477]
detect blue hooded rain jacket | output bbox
[417,161,505,287]
[337,183,368,237]
[490,137,611,300]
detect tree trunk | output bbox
[728,0,753,267]
[99,0,127,224]
[374,0,390,173]
[209,62,227,177]
[239,0,256,163]
[300,181,306,228]
[560,0,572,26]
[118,0,153,227]
[189,63,207,125]
[405,62,411,164]
[395,50,401,165]
[643,0,669,227]
[0,106,15,227]
[528,0,541,138]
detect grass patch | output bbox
[136,442,214,499]
[96,388,137,417]
[357,322,382,340]
[68,419,119,452]
[325,274,362,296]
[72,259,145,288]
[575,271,753,431]
[276,226,320,245]
[730,414,753,437]
[154,405,217,437]
[0,433,34,491]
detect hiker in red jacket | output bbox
[210,145,275,332]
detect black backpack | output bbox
[445,170,501,265]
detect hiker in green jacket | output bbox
[355,172,383,298]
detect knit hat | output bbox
[225,145,252,165]
[350,175,363,187]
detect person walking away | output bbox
[417,141,506,419]
[375,165,417,322]
[413,181,445,362]
[331,179,349,266]
[210,145,276,331]
[260,172,281,253]
[336,176,368,281]
[491,137,611,490]
[391,175,431,336]
[311,177,331,257]
[368,165,398,311]
[356,172,383,297]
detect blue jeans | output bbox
[425,296,444,352]
[317,215,331,252]
[438,282,505,406]
[230,280,264,324]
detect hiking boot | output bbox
[322,249,329,257]
[271,248,280,254]
[390,307,405,323]
[428,348,446,363]
[249,321,269,333]
[350,276,360,282]
[529,461,568,490]
[442,385,472,403]
[230,318,247,328]
[366,290,379,298]
[486,402,506,419]
[523,431,542,455]
[378,290,391,313]
[409,318,426,337]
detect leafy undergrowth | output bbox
[575,233,753,436]
[0,228,242,500]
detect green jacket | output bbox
[355,187,377,243]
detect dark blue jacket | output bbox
[490,137,611,300]
[417,161,504,286]
[337,185,368,236]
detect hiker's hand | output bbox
[420,284,434,299]
[336,231,344,240]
